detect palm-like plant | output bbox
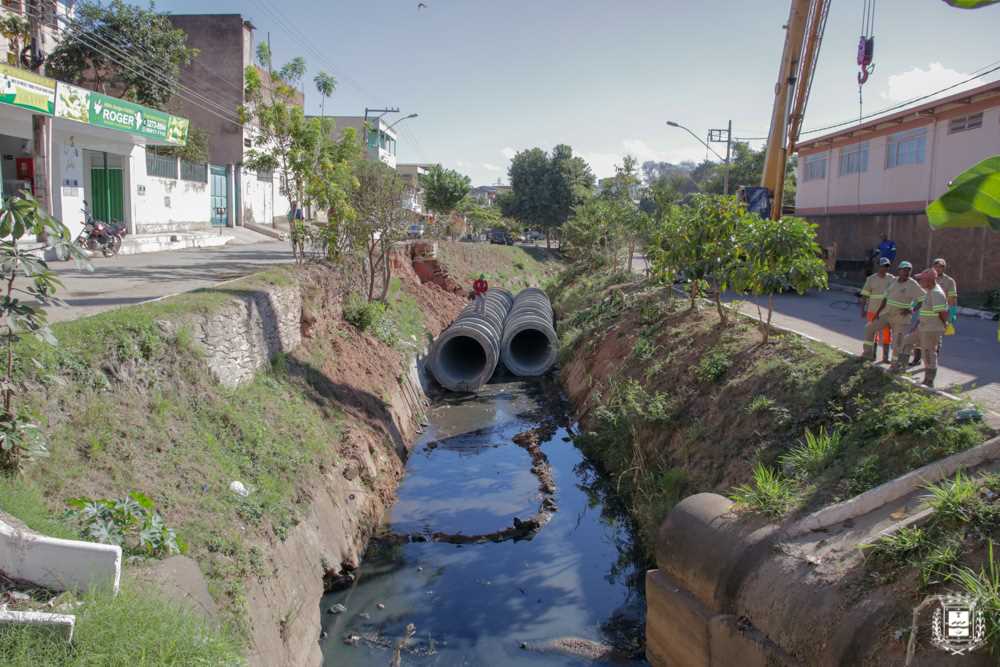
[313,71,336,118]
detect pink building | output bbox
[795,80,1000,293]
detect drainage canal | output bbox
[319,378,647,665]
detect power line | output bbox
[32,7,245,128]
[800,61,1000,137]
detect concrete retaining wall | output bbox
[160,279,302,388]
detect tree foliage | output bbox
[46,0,198,109]
[0,191,88,474]
[349,161,409,302]
[732,215,827,342]
[420,165,471,216]
[504,145,594,245]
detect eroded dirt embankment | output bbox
[244,250,468,665]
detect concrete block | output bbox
[708,615,795,667]
[0,518,121,594]
[0,609,75,642]
[655,493,777,610]
[646,570,712,667]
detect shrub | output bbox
[923,472,981,524]
[67,492,182,558]
[695,350,732,383]
[342,294,387,332]
[730,464,799,518]
[781,426,843,479]
[746,395,776,415]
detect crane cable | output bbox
[855,0,878,208]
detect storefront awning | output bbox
[0,64,188,148]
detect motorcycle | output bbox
[75,202,127,257]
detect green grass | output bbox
[780,427,843,480]
[0,476,76,539]
[729,464,799,518]
[0,583,242,666]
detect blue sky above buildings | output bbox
[157,0,1000,184]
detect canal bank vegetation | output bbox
[551,191,991,558]
[0,238,552,664]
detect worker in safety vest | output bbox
[863,260,923,363]
[894,269,949,387]
[860,257,894,363]
[912,257,959,367]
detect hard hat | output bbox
[879,257,891,266]
[898,260,913,270]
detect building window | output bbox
[948,112,983,134]
[803,154,827,182]
[146,150,178,179]
[180,159,207,183]
[885,128,927,169]
[838,142,868,177]
[2,0,23,14]
[244,137,252,148]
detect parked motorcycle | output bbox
[75,202,127,257]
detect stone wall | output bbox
[163,280,302,388]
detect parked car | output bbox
[488,229,514,245]
[526,230,544,241]
[407,224,424,239]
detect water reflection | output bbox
[320,379,647,666]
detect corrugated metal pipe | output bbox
[429,289,513,392]
[501,287,558,377]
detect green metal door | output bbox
[210,165,228,227]
[90,168,124,223]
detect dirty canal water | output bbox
[320,377,647,666]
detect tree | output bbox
[420,165,471,217]
[305,123,362,260]
[457,197,501,236]
[648,194,747,323]
[0,192,87,473]
[601,155,647,273]
[505,145,594,248]
[45,0,197,109]
[349,161,408,302]
[562,197,624,268]
[313,71,336,118]
[733,215,827,343]
[547,144,595,246]
[1,14,30,67]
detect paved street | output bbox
[46,239,293,323]
[632,254,1000,416]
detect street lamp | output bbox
[666,120,732,195]
[386,113,418,131]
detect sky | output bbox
[155,0,1000,184]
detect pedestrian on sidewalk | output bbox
[860,257,894,363]
[893,269,949,387]
[862,260,923,363]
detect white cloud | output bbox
[456,160,466,168]
[879,62,982,104]
[501,146,517,160]
[482,163,502,172]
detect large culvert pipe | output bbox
[430,289,513,392]
[501,288,558,377]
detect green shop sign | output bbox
[55,82,188,145]
[0,63,56,114]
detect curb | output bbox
[0,519,121,594]
[787,434,1000,537]
[0,610,75,642]
[243,222,288,242]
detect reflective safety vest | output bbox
[883,277,924,314]
[919,285,949,333]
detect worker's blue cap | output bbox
[879,257,891,266]
[898,260,913,269]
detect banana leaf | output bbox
[926,156,1000,231]
[942,0,1000,7]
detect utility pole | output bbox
[708,121,733,195]
[27,0,53,218]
